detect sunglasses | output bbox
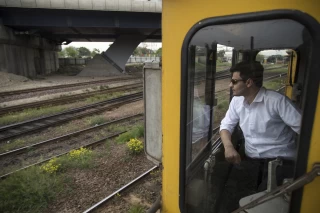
[230,79,247,85]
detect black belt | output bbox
[245,156,294,166]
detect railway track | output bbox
[0,113,143,179]
[0,83,142,116]
[195,65,287,82]
[0,71,286,144]
[0,92,143,142]
[82,166,159,213]
[0,76,139,97]
[0,132,124,179]
[0,66,285,115]
[214,72,287,94]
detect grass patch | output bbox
[0,138,26,153]
[214,93,230,125]
[116,125,144,144]
[57,147,95,170]
[85,91,124,104]
[195,61,231,73]
[0,121,85,153]
[217,100,229,110]
[0,105,68,126]
[99,85,109,90]
[263,78,285,90]
[217,61,230,67]
[0,166,67,213]
[107,123,127,133]
[0,147,97,212]
[95,140,112,158]
[264,67,288,73]
[128,204,145,213]
[195,62,206,70]
[57,122,84,134]
[104,140,111,154]
[86,115,106,126]
[263,64,287,69]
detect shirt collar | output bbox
[242,87,266,107]
[252,87,266,103]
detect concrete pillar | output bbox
[104,34,147,72]
[0,23,60,77]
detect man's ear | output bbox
[246,78,254,88]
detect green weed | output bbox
[99,85,109,90]
[85,92,123,104]
[217,100,229,110]
[264,79,284,90]
[116,125,144,144]
[127,138,144,155]
[128,204,145,213]
[58,147,95,170]
[86,115,106,126]
[107,124,127,133]
[264,67,288,73]
[0,166,66,213]
[0,105,67,126]
[0,138,26,153]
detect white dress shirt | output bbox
[220,87,301,159]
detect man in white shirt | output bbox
[220,61,301,190]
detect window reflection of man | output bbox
[192,88,210,156]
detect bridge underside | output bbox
[0,8,161,43]
[0,8,161,76]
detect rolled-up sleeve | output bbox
[220,98,239,134]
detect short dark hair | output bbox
[230,61,264,87]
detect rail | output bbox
[0,77,139,97]
[0,92,143,141]
[82,166,159,213]
[0,83,142,115]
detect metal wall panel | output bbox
[21,0,36,7]
[2,0,161,12]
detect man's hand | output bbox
[220,130,241,164]
[224,145,241,164]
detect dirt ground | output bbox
[0,72,130,92]
[46,141,158,213]
[0,69,160,213]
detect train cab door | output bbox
[181,41,239,212]
[182,42,218,211]
[180,12,320,213]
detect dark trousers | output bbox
[246,157,294,191]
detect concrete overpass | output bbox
[0,0,162,77]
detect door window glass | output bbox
[183,18,310,213]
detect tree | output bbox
[256,54,265,63]
[156,48,162,56]
[217,50,225,58]
[139,47,149,55]
[267,55,283,63]
[64,46,78,58]
[58,49,66,58]
[77,47,91,58]
[91,48,100,57]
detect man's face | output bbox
[229,72,248,96]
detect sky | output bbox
[64,42,287,56]
[64,42,162,52]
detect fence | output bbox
[127,56,161,63]
[59,56,161,66]
[59,58,90,66]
